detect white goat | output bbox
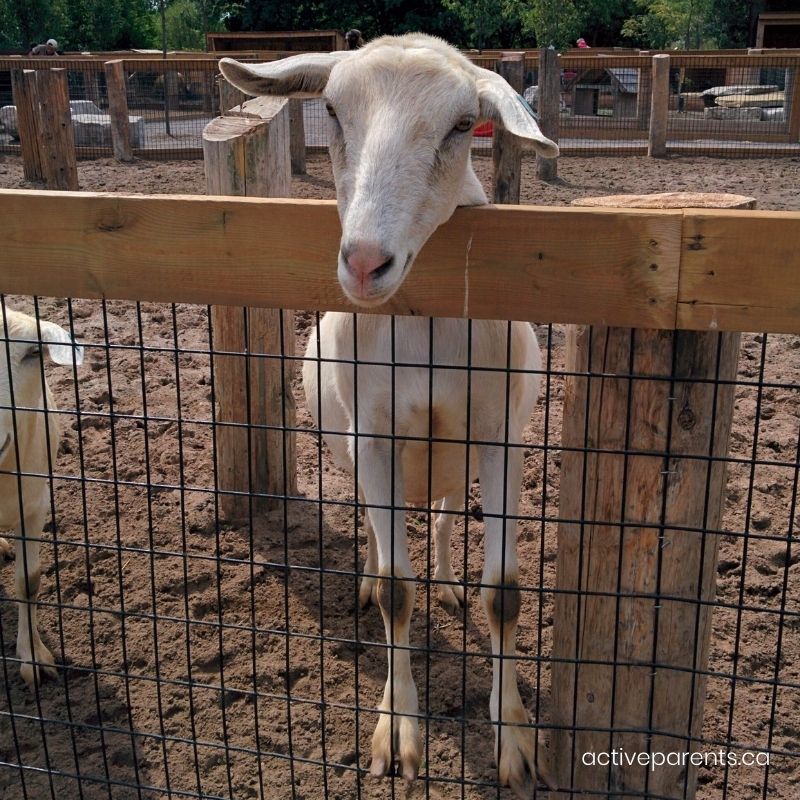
[1,308,83,687]
[220,34,558,795]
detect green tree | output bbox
[621,0,716,49]
[519,0,581,48]
[441,0,510,49]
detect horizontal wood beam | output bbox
[0,190,798,333]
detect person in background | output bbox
[576,37,590,49]
[345,29,364,50]
[29,38,59,56]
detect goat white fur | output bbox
[0,308,83,687]
[221,34,557,795]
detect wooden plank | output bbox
[649,54,670,157]
[492,53,524,203]
[678,209,800,333]
[34,69,78,191]
[537,47,559,181]
[10,69,43,181]
[0,192,683,329]
[104,60,133,162]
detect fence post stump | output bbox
[218,74,246,115]
[34,69,79,191]
[536,47,560,182]
[492,52,524,203]
[104,60,133,162]
[551,192,751,800]
[649,54,670,158]
[288,98,306,175]
[10,69,44,182]
[203,96,296,522]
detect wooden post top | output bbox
[570,191,756,209]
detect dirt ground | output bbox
[0,152,798,800]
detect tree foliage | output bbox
[0,0,768,53]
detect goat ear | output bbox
[219,51,352,99]
[474,67,559,158]
[39,322,83,366]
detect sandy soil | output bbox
[0,152,798,800]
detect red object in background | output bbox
[473,121,493,137]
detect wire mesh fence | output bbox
[1,294,798,799]
[1,50,799,161]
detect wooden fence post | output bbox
[550,192,750,800]
[288,98,306,175]
[536,47,560,182]
[203,96,297,522]
[218,74,246,115]
[10,69,44,182]
[649,54,670,158]
[492,52,524,204]
[104,60,133,162]
[785,66,800,142]
[34,69,78,191]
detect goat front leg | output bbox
[478,443,553,797]
[358,437,421,781]
[432,494,465,614]
[15,509,56,687]
[358,490,379,610]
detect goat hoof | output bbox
[0,538,13,561]
[370,711,422,783]
[498,722,556,798]
[20,644,57,688]
[437,582,465,615]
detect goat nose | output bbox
[342,241,394,279]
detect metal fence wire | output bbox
[0,50,799,161]
[0,295,798,800]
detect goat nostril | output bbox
[372,258,394,279]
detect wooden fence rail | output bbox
[0,190,798,334]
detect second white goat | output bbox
[1,308,83,687]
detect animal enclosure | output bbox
[2,48,800,162]
[0,191,799,799]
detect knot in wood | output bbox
[678,407,696,430]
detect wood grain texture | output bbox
[678,209,800,333]
[649,55,670,158]
[0,192,684,329]
[203,93,296,521]
[34,69,78,191]
[492,54,524,204]
[104,60,133,162]
[551,326,740,799]
[10,69,43,181]
[537,47,560,181]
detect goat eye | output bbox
[22,346,41,361]
[325,102,337,118]
[453,117,474,133]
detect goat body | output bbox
[222,34,557,794]
[1,308,83,687]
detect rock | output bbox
[703,106,762,121]
[71,113,145,148]
[702,84,778,98]
[0,105,18,139]
[69,99,103,116]
[751,514,772,531]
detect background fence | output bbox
[1,49,800,161]
[0,189,799,799]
